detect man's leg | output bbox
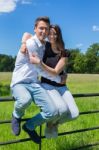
[11,84,32,135]
[23,83,58,131]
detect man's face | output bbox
[34,21,49,43]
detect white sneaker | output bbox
[45,123,58,139]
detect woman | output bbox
[21,25,79,138]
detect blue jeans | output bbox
[41,83,79,124]
[11,83,58,130]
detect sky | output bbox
[0,0,99,57]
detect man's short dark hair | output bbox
[34,16,50,27]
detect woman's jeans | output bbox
[41,83,79,124]
[11,83,58,130]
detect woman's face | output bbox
[48,28,57,44]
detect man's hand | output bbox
[20,32,32,54]
[20,43,28,53]
[30,54,41,64]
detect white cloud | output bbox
[92,25,99,31]
[0,0,32,13]
[0,0,49,14]
[76,43,83,48]
[0,0,16,13]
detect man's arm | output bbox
[20,32,32,53]
[21,36,62,83]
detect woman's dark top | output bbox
[41,42,70,87]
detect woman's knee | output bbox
[71,108,79,119]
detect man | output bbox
[11,16,61,144]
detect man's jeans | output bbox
[41,83,79,124]
[11,83,58,130]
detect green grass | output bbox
[0,72,12,96]
[0,73,99,150]
[0,72,12,85]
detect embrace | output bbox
[10,16,79,144]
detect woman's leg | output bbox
[41,83,68,117]
[41,83,68,138]
[57,86,79,124]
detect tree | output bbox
[0,54,15,72]
[67,48,81,73]
[86,43,99,73]
[73,53,87,73]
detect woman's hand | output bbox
[60,74,67,84]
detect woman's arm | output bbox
[40,57,68,76]
[30,54,68,76]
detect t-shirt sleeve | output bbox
[61,49,70,58]
[26,38,38,56]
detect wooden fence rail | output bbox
[0,93,99,150]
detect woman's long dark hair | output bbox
[50,25,65,52]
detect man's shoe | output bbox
[22,124,41,144]
[11,115,21,136]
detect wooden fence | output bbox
[0,93,99,150]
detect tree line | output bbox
[0,43,99,73]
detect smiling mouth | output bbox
[41,34,46,38]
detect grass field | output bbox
[0,73,99,150]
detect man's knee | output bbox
[15,94,32,109]
[44,106,59,120]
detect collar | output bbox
[33,34,45,48]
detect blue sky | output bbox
[0,0,99,56]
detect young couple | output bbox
[10,16,79,144]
